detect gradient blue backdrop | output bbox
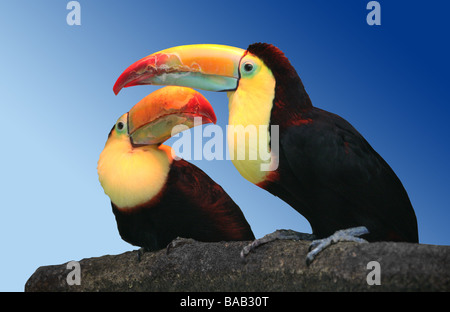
[1,1,449,291]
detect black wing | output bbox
[163,159,255,241]
[279,107,418,242]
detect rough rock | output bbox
[25,239,450,292]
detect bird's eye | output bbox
[117,122,124,131]
[243,62,254,72]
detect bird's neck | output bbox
[97,138,173,210]
[226,74,276,185]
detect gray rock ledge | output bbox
[25,240,450,292]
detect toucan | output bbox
[112,43,419,263]
[97,86,255,254]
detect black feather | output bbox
[112,159,255,251]
[249,43,418,242]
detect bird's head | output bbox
[98,86,216,209]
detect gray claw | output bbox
[306,226,369,266]
[240,229,315,259]
[137,247,148,262]
[166,237,196,255]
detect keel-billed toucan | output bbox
[112,43,419,261]
[98,86,254,252]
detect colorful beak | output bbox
[113,44,245,95]
[128,86,216,146]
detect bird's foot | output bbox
[136,247,149,262]
[166,237,196,255]
[240,229,315,259]
[306,226,369,266]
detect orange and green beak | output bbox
[113,44,246,95]
[128,86,216,146]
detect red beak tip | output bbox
[113,84,121,95]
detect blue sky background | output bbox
[1,1,449,291]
